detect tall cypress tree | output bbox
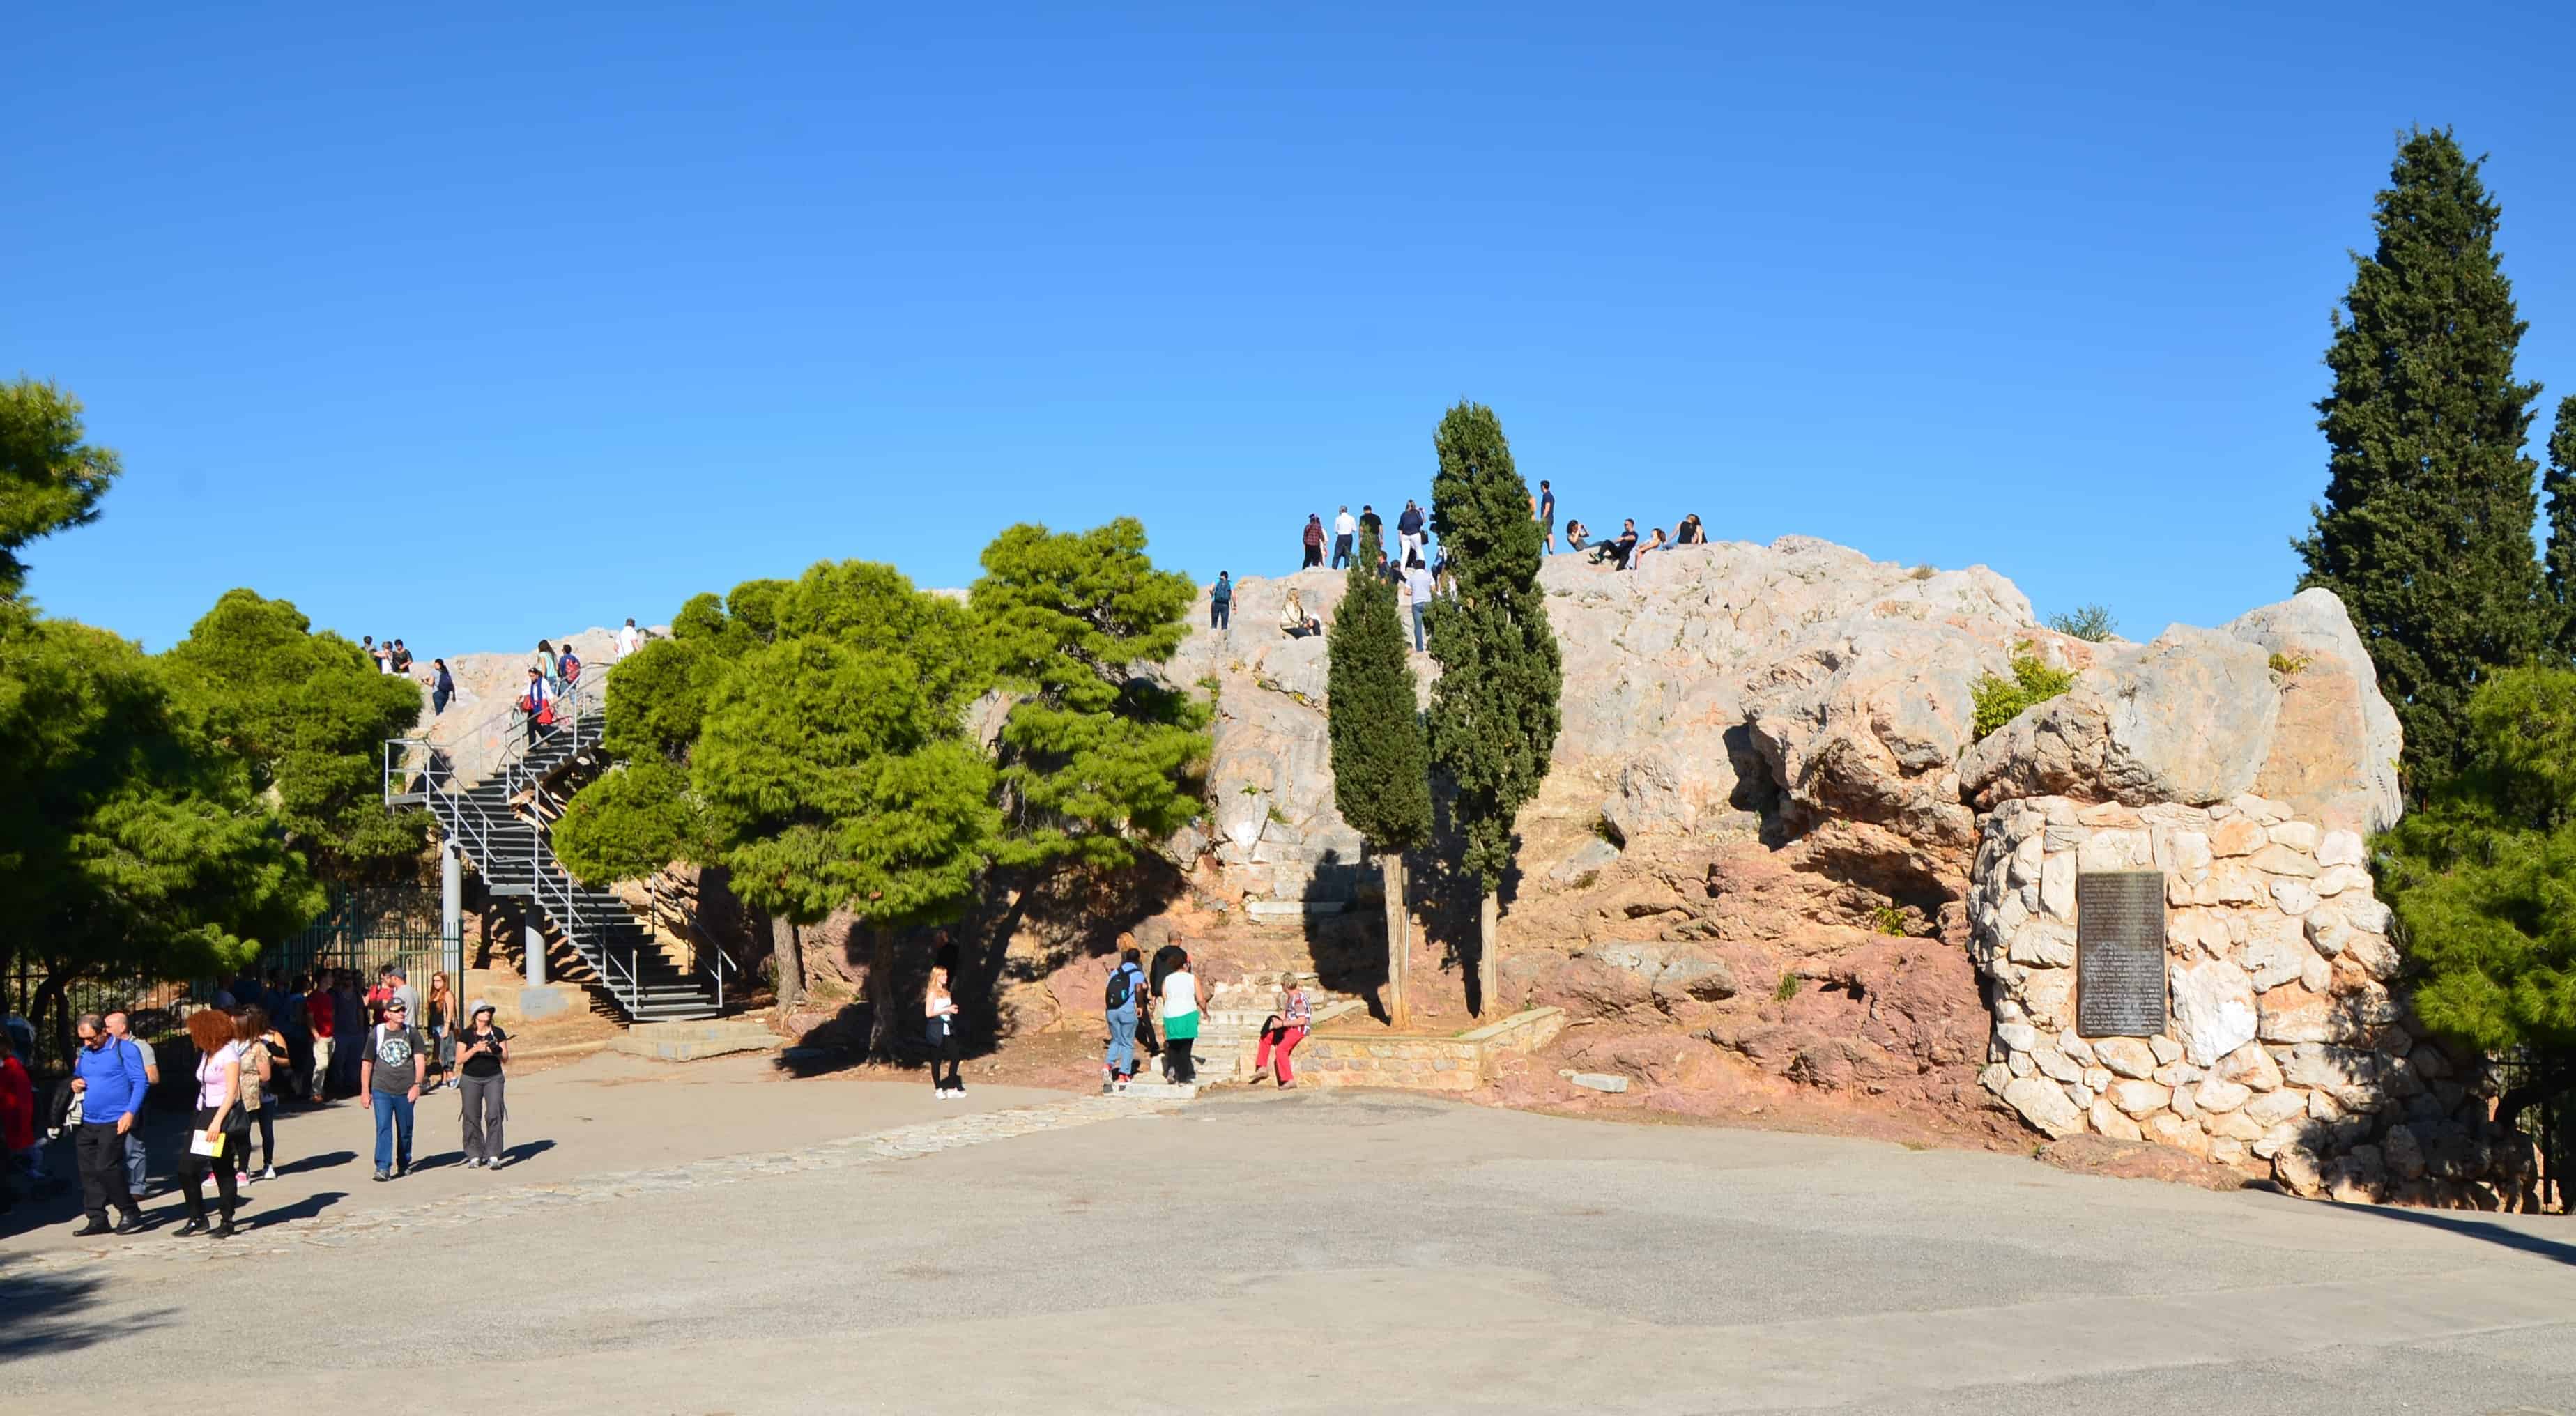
[1425,401,1560,1014]
[2543,396,2576,659]
[1326,523,1432,1028]
[2294,128,2545,788]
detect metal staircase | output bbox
[385,673,733,1022]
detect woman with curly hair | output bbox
[178,1008,245,1238]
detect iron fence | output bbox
[2494,1049,2571,1213]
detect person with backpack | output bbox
[1101,947,1147,1094]
[236,1005,286,1183]
[558,647,582,688]
[1210,571,1233,631]
[520,666,554,747]
[923,964,964,1099]
[427,657,455,716]
[359,995,429,1180]
[1301,513,1326,569]
[1157,951,1203,1086]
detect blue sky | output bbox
[10,1,2576,654]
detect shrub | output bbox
[1910,564,1936,581]
[1972,654,2077,739]
[2269,651,2313,676]
[1773,974,1801,1002]
[1870,904,1907,936]
[2046,603,2118,642]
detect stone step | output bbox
[1107,1079,1199,1100]
[608,1017,779,1061]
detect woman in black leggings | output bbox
[236,1006,285,1180]
[923,964,963,1098]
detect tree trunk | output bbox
[1381,854,1410,1031]
[866,925,898,1059]
[1476,891,1499,1017]
[976,875,1045,1003]
[769,914,803,1012]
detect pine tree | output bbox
[1425,401,1561,1013]
[2542,397,2576,659]
[2294,128,2545,788]
[1326,523,1432,1027]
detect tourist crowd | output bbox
[1266,484,1708,647]
[10,958,517,1240]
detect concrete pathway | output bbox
[7,1071,2573,1413]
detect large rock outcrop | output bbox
[1170,539,2395,905]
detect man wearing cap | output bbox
[359,995,430,1180]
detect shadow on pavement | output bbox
[0,1254,172,1362]
[276,1150,355,1176]
[240,1191,344,1232]
[2356,1203,2576,1266]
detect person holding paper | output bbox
[177,1008,245,1238]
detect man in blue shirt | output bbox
[1101,947,1147,1093]
[69,1013,147,1234]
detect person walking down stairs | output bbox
[1158,953,1202,1086]
[520,667,555,748]
[925,964,965,1099]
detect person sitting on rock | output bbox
[1279,589,1321,638]
[1630,527,1668,571]
[1565,521,1589,553]
[1590,519,1639,568]
[1675,514,1705,545]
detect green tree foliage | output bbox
[0,619,320,1017]
[2294,129,2546,787]
[2045,604,2118,643]
[1425,402,1561,1010]
[972,518,1209,877]
[160,588,426,880]
[1327,522,1432,1026]
[695,573,996,933]
[0,378,120,599]
[2377,667,2576,1115]
[0,384,314,1057]
[2542,396,2576,659]
[552,759,707,887]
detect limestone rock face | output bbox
[417,624,647,785]
[1958,626,2281,815]
[2220,590,2405,836]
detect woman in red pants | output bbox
[1250,972,1311,1088]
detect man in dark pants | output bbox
[68,1013,146,1235]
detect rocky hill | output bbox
[1153,539,2532,1207]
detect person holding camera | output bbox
[457,1002,510,1168]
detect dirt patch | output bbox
[2037,1135,2261,1192]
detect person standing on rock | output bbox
[1250,973,1311,1089]
[1102,948,1147,1094]
[427,657,455,716]
[457,1001,509,1168]
[175,1008,245,1238]
[924,964,965,1099]
[1331,505,1356,569]
[1211,571,1233,632]
[1404,552,1436,654]
[1397,500,1425,560]
[1535,479,1556,554]
[1158,951,1202,1086]
[360,995,428,1180]
[1301,514,1326,569]
[617,617,641,660]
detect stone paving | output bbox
[11,1090,1181,1274]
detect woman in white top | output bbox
[923,964,964,1099]
[1158,953,1202,1085]
[178,1008,244,1238]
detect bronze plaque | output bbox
[2076,870,2167,1038]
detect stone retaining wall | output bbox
[1967,794,2545,1210]
[1299,1007,1567,1091]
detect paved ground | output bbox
[6,1054,2573,1414]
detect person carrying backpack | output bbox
[558,647,581,687]
[1101,947,1147,1094]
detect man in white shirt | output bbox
[1330,507,1356,569]
[616,617,642,660]
[1404,555,1436,653]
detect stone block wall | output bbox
[1967,794,2545,1210]
[1301,1035,1485,1089]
